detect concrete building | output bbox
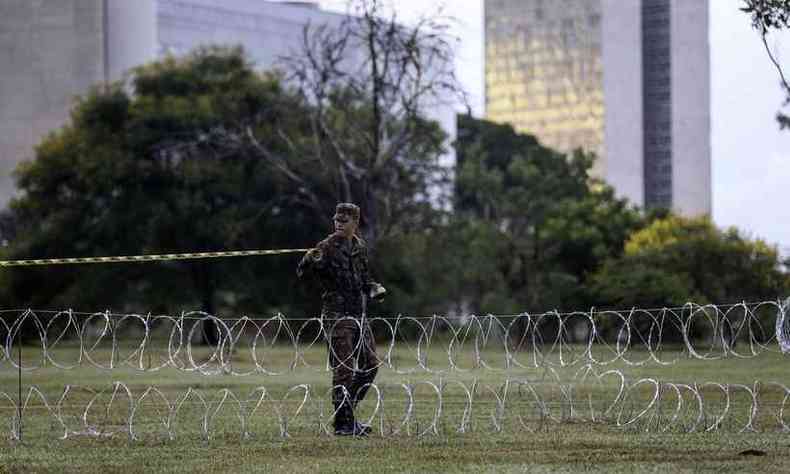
[1,1,105,205]
[484,0,711,216]
[0,0,456,205]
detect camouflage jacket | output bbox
[297,233,377,316]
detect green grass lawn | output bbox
[1,342,789,473]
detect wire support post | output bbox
[16,333,22,444]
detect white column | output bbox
[106,0,157,81]
[670,0,711,216]
[601,0,644,207]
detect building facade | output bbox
[0,0,456,205]
[0,0,106,205]
[485,0,710,216]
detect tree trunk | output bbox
[362,183,379,250]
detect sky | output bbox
[318,0,790,253]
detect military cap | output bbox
[333,203,360,223]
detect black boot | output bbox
[333,388,361,436]
[335,422,370,436]
[333,406,370,436]
[354,421,372,436]
[348,397,371,436]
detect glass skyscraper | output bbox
[486,0,604,169]
[485,0,710,216]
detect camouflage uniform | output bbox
[297,205,382,433]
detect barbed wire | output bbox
[1,369,788,442]
[2,299,789,374]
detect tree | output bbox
[590,215,790,308]
[3,48,321,341]
[434,115,643,314]
[590,215,790,344]
[742,0,790,127]
[274,0,466,248]
[590,260,701,310]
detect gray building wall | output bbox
[670,0,711,217]
[106,0,157,81]
[0,0,105,204]
[601,0,643,207]
[156,0,342,64]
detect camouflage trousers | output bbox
[324,314,379,428]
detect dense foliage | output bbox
[590,216,790,308]
[2,48,320,322]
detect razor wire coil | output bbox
[1,371,789,441]
[2,300,789,442]
[1,300,788,374]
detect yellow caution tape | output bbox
[0,248,311,267]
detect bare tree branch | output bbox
[273,0,468,246]
[761,32,790,94]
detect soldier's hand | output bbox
[306,248,323,261]
[369,283,387,303]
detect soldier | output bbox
[297,203,386,436]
